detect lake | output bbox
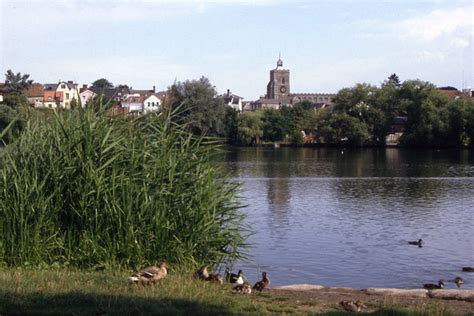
[220,147,474,289]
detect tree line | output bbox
[2,71,474,147]
[166,74,474,147]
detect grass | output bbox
[0,106,248,270]
[0,269,459,316]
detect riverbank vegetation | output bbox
[0,103,247,270]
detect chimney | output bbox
[153,85,156,93]
[68,80,73,84]
[82,84,87,90]
[227,89,230,96]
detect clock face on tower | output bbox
[280,86,287,93]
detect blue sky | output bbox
[1,0,472,99]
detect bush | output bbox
[0,107,247,270]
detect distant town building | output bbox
[24,83,44,107]
[222,89,244,111]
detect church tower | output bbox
[266,54,290,100]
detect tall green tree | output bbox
[91,78,114,89]
[262,109,289,142]
[237,111,263,145]
[4,70,33,94]
[167,77,228,137]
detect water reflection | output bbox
[219,147,474,289]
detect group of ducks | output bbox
[408,239,469,290]
[195,266,270,294]
[128,261,270,295]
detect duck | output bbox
[339,300,367,313]
[408,239,424,247]
[423,279,444,290]
[196,266,224,285]
[453,277,464,288]
[128,261,168,284]
[462,267,474,272]
[227,269,245,285]
[252,272,270,292]
[232,282,252,294]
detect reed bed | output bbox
[0,106,247,270]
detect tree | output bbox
[167,77,228,137]
[385,73,401,87]
[237,112,263,145]
[91,78,113,89]
[4,70,33,93]
[262,109,289,142]
[320,113,370,146]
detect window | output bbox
[282,78,285,84]
[49,104,52,108]
[48,96,52,101]
[66,93,69,100]
[61,84,65,89]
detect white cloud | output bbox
[397,6,473,42]
[414,50,448,63]
[449,37,471,48]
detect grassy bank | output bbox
[0,268,460,316]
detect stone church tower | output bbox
[266,55,290,100]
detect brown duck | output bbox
[340,300,367,313]
[128,261,168,284]
[196,266,224,285]
[453,277,464,288]
[232,282,252,294]
[252,272,270,292]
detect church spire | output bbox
[277,52,283,68]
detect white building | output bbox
[143,94,161,113]
[79,89,97,107]
[122,94,144,113]
[56,81,80,108]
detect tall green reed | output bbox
[0,105,248,270]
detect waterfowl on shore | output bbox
[128,261,168,284]
[232,282,252,294]
[408,239,424,247]
[227,270,245,285]
[196,266,224,285]
[423,279,444,290]
[462,267,474,272]
[252,272,270,292]
[453,277,464,288]
[339,300,367,313]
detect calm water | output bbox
[220,147,474,289]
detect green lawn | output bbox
[0,269,455,315]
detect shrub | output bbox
[0,106,247,270]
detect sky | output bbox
[1,0,473,100]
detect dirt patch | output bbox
[266,287,474,315]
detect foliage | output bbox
[167,77,228,137]
[237,111,263,146]
[222,106,239,144]
[91,78,114,89]
[0,105,24,143]
[320,112,370,146]
[3,70,33,94]
[0,106,247,269]
[288,129,304,146]
[262,109,289,142]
